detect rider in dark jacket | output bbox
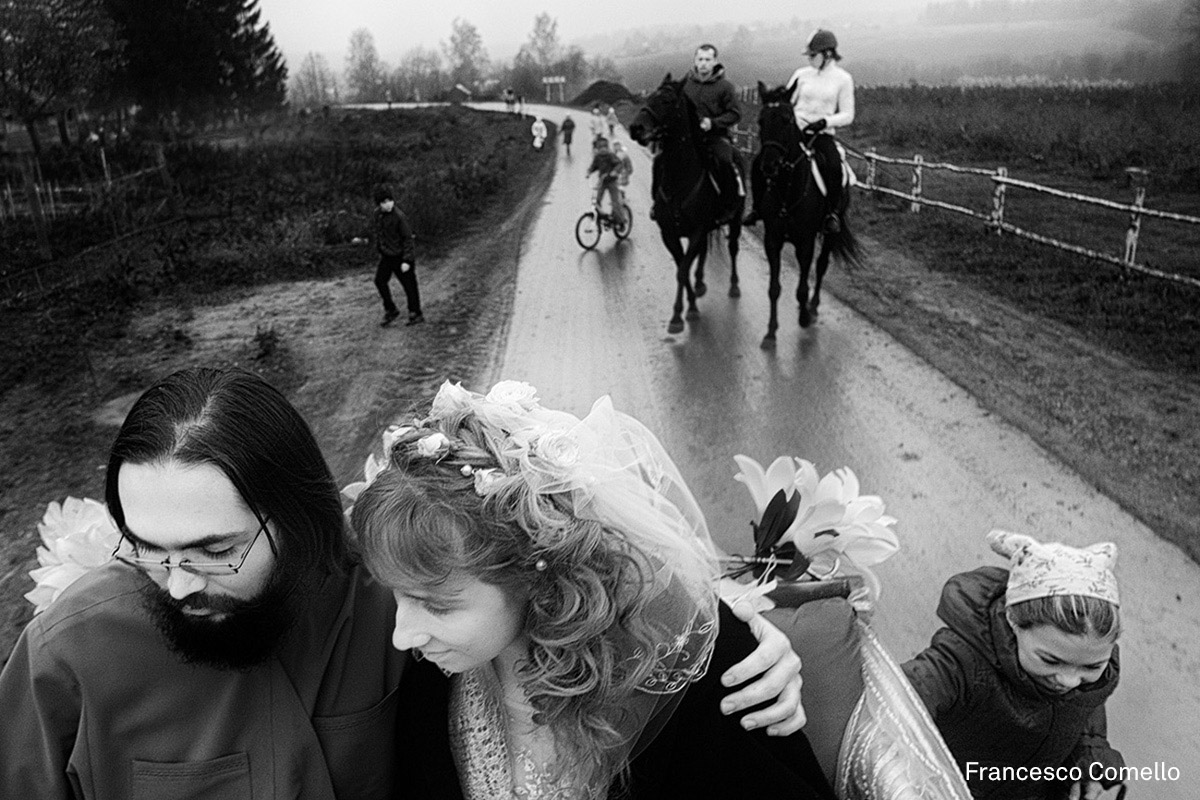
[681,44,743,225]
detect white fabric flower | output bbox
[25,497,120,614]
[485,380,540,410]
[473,468,503,496]
[381,424,413,454]
[416,432,451,459]
[431,380,475,416]
[534,430,580,468]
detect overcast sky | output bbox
[257,0,928,68]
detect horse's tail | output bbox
[829,193,861,268]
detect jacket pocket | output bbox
[313,685,401,800]
[131,753,250,800]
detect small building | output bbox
[447,84,473,105]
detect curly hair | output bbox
[348,409,704,792]
[1007,594,1120,642]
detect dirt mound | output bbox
[572,81,639,109]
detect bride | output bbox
[347,380,837,799]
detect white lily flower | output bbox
[731,456,900,608]
[733,454,803,518]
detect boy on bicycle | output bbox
[586,137,626,229]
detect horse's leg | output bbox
[794,227,818,329]
[727,212,742,298]
[661,229,690,333]
[811,236,833,319]
[762,226,784,348]
[693,234,708,299]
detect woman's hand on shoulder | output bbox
[718,600,806,736]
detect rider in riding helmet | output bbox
[745,29,854,233]
[681,43,744,226]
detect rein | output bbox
[758,117,816,219]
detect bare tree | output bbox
[291,52,337,109]
[393,46,444,102]
[344,28,386,102]
[526,12,559,71]
[443,17,488,91]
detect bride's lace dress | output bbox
[448,666,587,800]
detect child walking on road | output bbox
[373,185,423,327]
[903,530,1125,800]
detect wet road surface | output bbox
[480,103,1200,793]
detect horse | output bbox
[750,81,859,348]
[629,74,744,334]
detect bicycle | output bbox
[575,198,633,250]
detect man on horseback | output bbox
[744,29,855,234]
[681,43,744,226]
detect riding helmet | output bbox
[806,29,838,55]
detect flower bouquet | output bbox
[723,455,899,615]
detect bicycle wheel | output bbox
[614,203,633,240]
[575,211,601,250]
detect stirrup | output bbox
[823,213,842,235]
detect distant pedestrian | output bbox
[561,115,576,155]
[589,105,606,145]
[372,185,423,327]
[606,105,619,137]
[531,117,548,150]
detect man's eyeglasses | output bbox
[112,515,274,576]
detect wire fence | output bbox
[0,145,181,305]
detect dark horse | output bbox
[629,74,744,334]
[751,82,859,348]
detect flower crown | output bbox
[341,380,584,509]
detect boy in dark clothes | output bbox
[586,139,626,229]
[373,185,423,327]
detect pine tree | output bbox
[103,0,286,126]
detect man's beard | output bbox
[141,559,309,671]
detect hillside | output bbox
[595,4,1181,91]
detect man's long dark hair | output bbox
[104,367,350,578]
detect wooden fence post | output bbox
[1124,168,1149,267]
[154,143,179,217]
[20,155,52,260]
[866,148,877,190]
[991,166,1007,235]
[911,154,923,213]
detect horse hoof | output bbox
[729,285,741,298]
[695,281,708,298]
[760,334,776,350]
[686,308,700,321]
[799,311,812,328]
[668,319,685,334]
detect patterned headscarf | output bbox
[987,529,1119,607]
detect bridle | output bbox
[756,99,816,216]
